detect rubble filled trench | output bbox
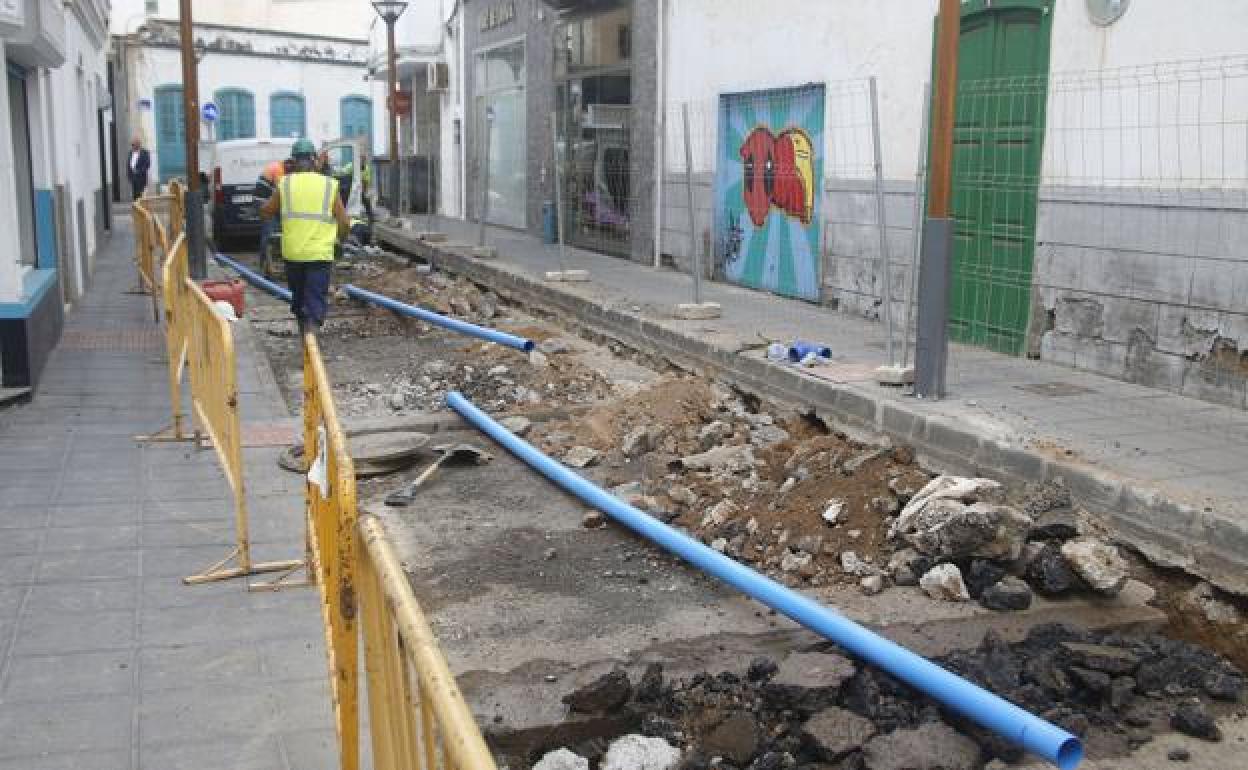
[241,250,1247,770]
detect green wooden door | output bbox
[950,0,1052,354]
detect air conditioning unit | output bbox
[427,62,449,92]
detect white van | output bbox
[201,138,296,247]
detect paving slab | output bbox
[0,217,333,769]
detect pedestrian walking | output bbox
[258,138,350,335]
[128,137,151,201]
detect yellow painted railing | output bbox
[130,201,162,323]
[302,332,497,770]
[357,514,499,770]
[168,179,186,241]
[157,229,191,440]
[302,331,362,767]
[165,233,305,586]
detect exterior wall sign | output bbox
[0,0,24,30]
[713,84,826,301]
[480,1,517,33]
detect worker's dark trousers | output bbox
[284,260,332,328]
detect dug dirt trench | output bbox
[239,249,1247,770]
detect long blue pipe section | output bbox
[446,391,1084,770]
[344,284,535,353]
[212,253,292,302]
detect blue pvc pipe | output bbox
[344,284,534,353]
[446,391,1084,770]
[212,253,292,302]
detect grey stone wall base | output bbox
[377,223,1248,596]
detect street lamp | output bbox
[373,1,408,215]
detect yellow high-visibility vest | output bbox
[280,172,339,262]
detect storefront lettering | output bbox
[480,1,516,32]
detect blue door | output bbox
[154,85,186,182]
[340,96,372,143]
[270,92,306,138]
[215,88,256,141]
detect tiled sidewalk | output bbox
[0,215,335,769]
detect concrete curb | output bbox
[376,224,1247,596]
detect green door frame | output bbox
[932,0,1054,355]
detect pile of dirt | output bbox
[529,378,1160,622]
[531,625,1245,770]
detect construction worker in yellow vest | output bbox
[259,138,350,334]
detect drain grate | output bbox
[1015,382,1097,397]
[60,327,164,351]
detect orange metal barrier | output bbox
[302,332,497,770]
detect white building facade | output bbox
[657,0,1248,408]
[367,0,461,219]
[113,18,373,189]
[1,0,112,389]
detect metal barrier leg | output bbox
[183,484,306,587]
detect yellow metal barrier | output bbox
[168,179,186,241]
[176,233,305,585]
[139,229,193,442]
[302,331,361,767]
[357,514,499,770]
[130,202,162,323]
[302,332,497,770]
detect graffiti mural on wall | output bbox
[714,84,825,301]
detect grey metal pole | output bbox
[426,101,435,232]
[477,107,493,249]
[902,84,932,372]
[681,103,701,305]
[550,112,567,274]
[869,77,893,366]
[915,0,960,400]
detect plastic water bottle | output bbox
[766,343,787,362]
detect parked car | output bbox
[203,138,296,248]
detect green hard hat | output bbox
[291,138,317,158]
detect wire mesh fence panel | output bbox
[658,79,934,367]
[941,56,1248,425]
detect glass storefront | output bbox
[475,39,527,229]
[554,4,632,256]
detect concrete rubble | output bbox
[919,563,971,602]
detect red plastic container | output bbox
[200,279,246,318]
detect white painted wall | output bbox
[49,12,109,292]
[126,46,370,178]
[0,40,21,303]
[664,0,1248,190]
[111,0,372,39]
[664,0,937,180]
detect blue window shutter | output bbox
[340,96,372,146]
[215,88,256,141]
[154,85,186,182]
[271,92,306,138]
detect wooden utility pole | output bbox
[913,0,961,399]
[177,0,205,278]
[927,0,960,220]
